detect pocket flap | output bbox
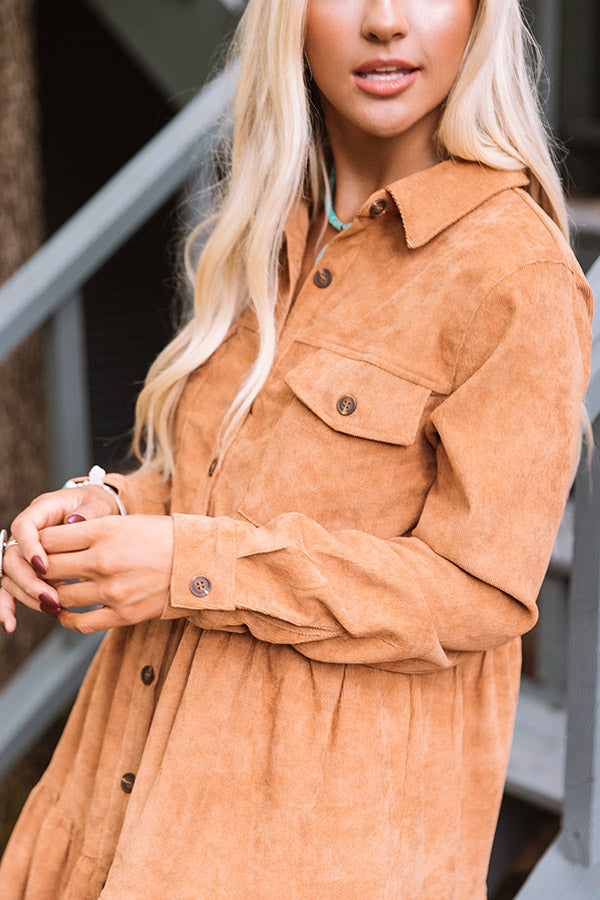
[284,348,431,445]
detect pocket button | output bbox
[336,395,357,415]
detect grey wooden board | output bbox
[515,838,600,899]
[506,678,566,813]
[0,63,236,364]
[0,628,104,783]
[45,293,92,488]
[549,498,575,577]
[84,0,237,104]
[586,254,600,423]
[537,576,569,696]
[588,253,600,340]
[560,414,600,867]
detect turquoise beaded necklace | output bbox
[315,168,351,264]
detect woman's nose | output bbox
[361,0,409,43]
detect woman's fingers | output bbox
[2,545,60,607]
[42,548,94,583]
[10,486,116,574]
[0,588,17,634]
[59,606,119,634]
[54,580,99,609]
[0,572,60,617]
[11,490,81,574]
[41,521,95,556]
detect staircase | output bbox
[82,0,242,105]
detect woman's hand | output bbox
[0,485,122,634]
[36,515,174,633]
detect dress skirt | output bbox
[0,617,521,899]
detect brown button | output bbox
[121,772,135,794]
[370,198,388,217]
[208,457,218,477]
[141,665,155,685]
[336,395,357,415]
[190,575,211,597]
[314,268,332,288]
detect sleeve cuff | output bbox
[104,470,171,516]
[163,513,238,619]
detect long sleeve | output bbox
[104,467,171,517]
[162,260,593,673]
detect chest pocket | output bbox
[284,347,431,444]
[237,347,437,538]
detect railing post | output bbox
[45,293,92,487]
[560,414,600,866]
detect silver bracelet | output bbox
[64,465,127,516]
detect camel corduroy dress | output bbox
[0,159,593,899]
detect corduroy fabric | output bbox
[0,159,593,899]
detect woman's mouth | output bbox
[353,61,419,97]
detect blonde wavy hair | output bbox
[133,0,588,479]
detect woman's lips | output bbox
[353,63,419,97]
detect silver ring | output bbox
[0,531,18,579]
[0,529,7,578]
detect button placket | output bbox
[121,772,136,794]
[314,267,333,288]
[141,665,155,685]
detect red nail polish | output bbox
[31,555,47,575]
[39,592,60,610]
[66,514,86,524]
[40,602,61,618]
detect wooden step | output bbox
[507,678,566,813]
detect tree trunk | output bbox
[0,0,53,849]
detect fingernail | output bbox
[31,555,47,575]
[66,514,86,524]
[39,592,60,610]
[40,602,61,618]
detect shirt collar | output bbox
[372,158,530,249]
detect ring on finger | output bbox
[0,530,19,578]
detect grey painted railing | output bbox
[0,58,600,895]
[0,63,236,486]
[514,260,600,896]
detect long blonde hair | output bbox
[133,0,581,478]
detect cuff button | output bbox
[190,575,212,597]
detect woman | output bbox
[0,0,593,897]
